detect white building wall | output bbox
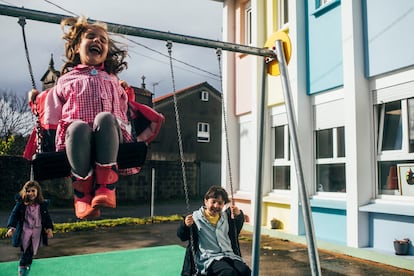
[221,0,240,195]
[239,115,255,193]
[341,0,374,248]
[287,0,313,235]
[247,0,265,225]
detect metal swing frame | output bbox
[0,4,321,276]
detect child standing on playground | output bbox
[177,185,251,276]
[6,180,54,276]
[27,16,163,220]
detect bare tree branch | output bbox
[0,90,34,139]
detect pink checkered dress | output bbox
[47,64,139,175]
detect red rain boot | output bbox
[92,163,118,209]
[72,171,100,219]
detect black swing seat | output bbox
[31,142,148,181]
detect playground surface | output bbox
[1,205,414,275]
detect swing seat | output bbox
[32,142,148,181]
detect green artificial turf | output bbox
[0,245,185,276]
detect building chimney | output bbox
[49,54,55,70]
[141,75,146,89]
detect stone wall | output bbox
[0,156,200,209]
[155,160,199,199]
[0,156,31,208]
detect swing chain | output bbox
[216,49,242,257]
[166,41,190,213]
[18,17,37,90]
[18,17,43,181]
[33,103,43,155]
[216,48,235,205]
[166,41,199,276]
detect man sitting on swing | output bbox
[24,16,164,220]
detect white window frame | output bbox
[318,0,333,8]
[278,0,289,30]
[315,126,346,194]
[272,124,291,191]
[197,122,210,143]
[375,98,414,198]
[245,2,252,45]
[372,77,414,201]
[377,100,406,154]
[313,0,340,16]
[313,96,346,197]
[201,90,209,102]
[270,106,291,193]
[273,124,290,164]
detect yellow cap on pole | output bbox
[264,31,292,76]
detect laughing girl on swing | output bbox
[26,16,164,220]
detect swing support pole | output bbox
[251,59,268,276]
[0,4,273,58]
[272,39,321,275]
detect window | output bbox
[376,99,414,195]
[313,0,340,16]
[245,2,252,45]
[319,0,332,6]
[200,90,209,102]
[272,125,290,190]
[315,127,346,193]
[197,122,210,143]
[316,0,336,9]
[378,101,402,151]
[408,99,414,152]
[278,0,289,30]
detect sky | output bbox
[0,0,224,98]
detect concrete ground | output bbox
[1,203,414,275]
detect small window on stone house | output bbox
[201,90,209,102]
[197,122,210,143]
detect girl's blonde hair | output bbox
[60,16,128,75]
[19,180,45,204]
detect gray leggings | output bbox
[65,112,122,178]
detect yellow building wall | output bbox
[263,201,291,232]
[267,76,284,106]
[262,1,291,232]
[232,0,292,229]
[265,0,288,107]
